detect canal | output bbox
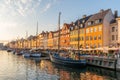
[0,50,120,80]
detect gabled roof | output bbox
[69,15,92,31]
[74,15,92,26]
[86,9,111,26]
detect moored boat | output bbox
[23,53,30,58]
[30,52,41,58]
[49,52,86,68]
[7,48,12,52]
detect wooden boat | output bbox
[49,52,86,68]
[49,12,86,68]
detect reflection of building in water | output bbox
[80,72,104,80]
[59,70,70,80]
[40,60,57,75]
[79,66,117,80]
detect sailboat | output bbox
[49,12,86,68]
[23,22,41,58]
[30,21,41,57]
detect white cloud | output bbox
[41,3,51,13]
[0,0,59,16]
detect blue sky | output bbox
[0,0,120,41]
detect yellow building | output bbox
[85,9,114,49]
[70,15,91,50]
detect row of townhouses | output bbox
[8,9,120,50]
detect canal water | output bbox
[0,50,120,80]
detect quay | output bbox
[86,56,117,70]
[41,49,120,71]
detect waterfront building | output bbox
[9,41,16,49]
[70,22,78,49]
[27,35,34,49]
[31,36,37,48]
[43,31,48,49]
[48,31,54,49]
[60,23,70,49]
[53,30,59,49]
[85,9,114,49]
[70,15,91,50]
[110,12,120,48]
[8,9,120,51]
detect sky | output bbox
[0,0,120,42]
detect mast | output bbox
[58,12,61,51]
[78,21,80,51]
[36,21,38,48]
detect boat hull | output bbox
[30,53,41,58]
[23,53,30,58]
[50,54,86,68]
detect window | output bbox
[112,35,115,40]
[95,20,99,24]
[94,27,97,32]
[86,36,89,40]
[90,36,93,40]
[98,35,101,40]
[116,35,118,40]
[80,29,84,34]
[112,27,115,32]
[70,26,73,30]
[94,36,97,40]
[75,26,78,29]
[88,22,91,26]
[80,24,83,28]
[86,29,89,33]
[90,28,93,33]
[82,20,85,23]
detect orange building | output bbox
[53,30,59,49]
[60,23,70,49]
[48,31,54,49]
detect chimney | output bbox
[82,15,86,18]
[114,10,118,18]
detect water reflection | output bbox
[0,50,120,80]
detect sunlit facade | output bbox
[8,9,120,50]
[60,23,70,49]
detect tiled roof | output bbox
[86,9,111,26]
[110,19,116,24]
[70,15,92,31]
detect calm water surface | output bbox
[0,50,120,80]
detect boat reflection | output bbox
[39,60,119,80]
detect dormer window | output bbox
[95,20,99,24]
[99,19,102,23]
[80,24,83,28]
[70,26,73,30]
[75,26,78,29]
[88,21,93,26]
[82,20,85,23]
[88,22,91,26]
[95,19,102,24]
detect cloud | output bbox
[41,3,51,13]
[0,0,59,16]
